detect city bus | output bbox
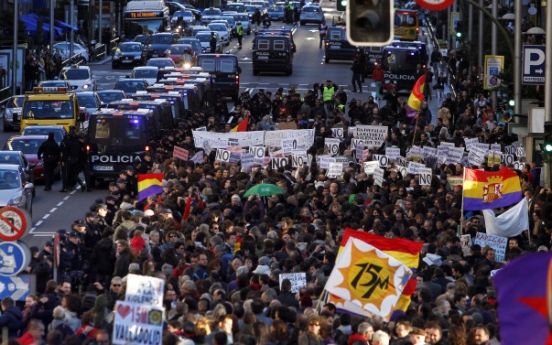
[123,0,171,39]
[394,9,419,41]
[20,87,83,133]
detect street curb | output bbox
[88,57,112,65]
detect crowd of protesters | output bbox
[3,33,552,345]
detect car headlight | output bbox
[8,194,24,206]
[82,84,91,89]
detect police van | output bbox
[380,45,421,93]
[87,108,158,181]
[196,54,241,101]
[359,46,383,77]
[252,33,294,76]
[146,84,216,114]
[131,91,188,119]
[107,99,175,132]
[390,40,428,66]
[324,26,357,63]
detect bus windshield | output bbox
[124,19,165,38]
[22,101,75,120]
[90,117,148,153]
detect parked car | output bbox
[96,90,128,105]
[21,125,67,145]
[114,78,150,94]
[0,164,34,215]
[0,95,25,131]
[131,66,160,85]
[53,42,90,63]
[0,150,35,190]
[112,42,147,69]
[3,135,51,186]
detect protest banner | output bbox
[408,162,425,175]
[446,147,465,165]
[281,139,295,156]
[363,161,379,174]
[325,138,341,156]
[227,145,243,153]
[355,125,388,149]
[474,232,507,262]
[373,167,385,187]
[241,153,255,171]
[193,130,264,149]
[279,273,307,293]
[173,146,189,161]
[317,155,336,169]
[125,274,165,308]
[464,138,479,151]
[215,149,231,163]
[447,177,463,187]
[422,147,437,159]
[327,162,343,178]
[386,147,400,161]
[265,129,315,149]
[419,168,432,186]
[112,301,164,345]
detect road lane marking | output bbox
[43,214,50,219]
[63,196,70,200]
[50,208,57,213]
[57,202,64,207]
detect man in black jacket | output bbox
[37,132,60,191]
[0,297,24,339]
[276,279,299,308]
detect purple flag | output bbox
[494,252,552,345]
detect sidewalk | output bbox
[88,55,112,66]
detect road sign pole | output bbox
[545,3,552,189]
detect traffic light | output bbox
[336,0,347,12]
[540,121,552,155]
[455,21,463,39]
[347,0,393,46]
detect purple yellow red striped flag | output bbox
[405,74,426,118]
[463,167,522,211]
[138,173,164,201]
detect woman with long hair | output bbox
[298,316,324,345]
[253,322,269,345]
[270,320,289,345]
[113,240,135,278]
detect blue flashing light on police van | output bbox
[225,50,231,54]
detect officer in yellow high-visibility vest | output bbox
[322,79,338,113]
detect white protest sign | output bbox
[348,127,357,136]
[460,234,472,257]
[446,147,465,164]
[279,272,307,293]
[419,167,433,186]
[226,145,242,153]
[325,138,341,156]
[464,138,479,151]
[408,162,425,175]
[364,161,379,174]
[437,146,449,164]
[281,139,295,156]
[241,153,255,171]
[505,145,516,155]
[356,144,365,160]
[112,301,164,345]
[292,154,306,168]
[190,151,204,164]
[440,142,455,147]
[196,126,207,131]
[351,138,367,150]
[332,127,344,138]
[407,146,422,160]
[373,154,388,168]
[229,152,241,164]
[501,154,515,165]
[356,125,388,149]
[373,167,385,187]
[272,157,289,170]
[335,156,350,170]
[487,150,501,166]
[422,146,437,159]
[227,138,239,147]
[516,146,526,158]
[468,150,485,167]
[327,162,343,178]
[475,143,490,151]
[513,161,524,170]
[215,149,231,163]
[317,155,336,169]
[250,146,266,165]
[125,275,165,308]
[192,130,265,149]
[473,232,507,262]
[203,140,212,153]
[386,147,400,161]
[265,129,315,149]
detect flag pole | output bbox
[315,288,327,315]
[460,167,466,236]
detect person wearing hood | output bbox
[347,323,374,345]
[91,227,116,289]
[0,297,24,339]
[37,131,61,191]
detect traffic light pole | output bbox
[544,1,552,189]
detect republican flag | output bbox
[137,173,164,201]
[325,237,413,320]
[405,74,426,118]
[326,229,422,319]
[463,167,522,211]
[494,253,552,345]
[482,198,529,237]
[230,115,249,132]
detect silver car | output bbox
[299,5,324,25]
[1,95,24,131]
[0,164,34,216]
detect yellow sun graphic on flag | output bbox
[336,242,400,310]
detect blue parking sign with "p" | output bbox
[523,45,545,85]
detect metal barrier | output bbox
[90,44,106,62]
[110,37,120,56]
[62,52,85,67]
[0,86,12,106]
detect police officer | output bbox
[236,22,244,49]
[125,165,138,198]
[351,55,363,93]
[61,132,84,192]
[319,21,327,49]
[210,32,217,53]
[321,79,338,113]
[284,1,293,24]
[66,229,86,292]
[37,132,60,191]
